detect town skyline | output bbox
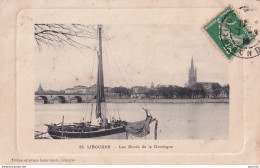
[34,25,229,91]
[35,78,229,104]
[35,69,229,92]
[35,56,229,92]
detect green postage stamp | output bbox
[203,6,255,59]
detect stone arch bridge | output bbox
[35,93,96,104]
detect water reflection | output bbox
[35,103,229,140]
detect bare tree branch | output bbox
[34,24,98,51]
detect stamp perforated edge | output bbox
[201,4,256,61]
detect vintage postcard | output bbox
[1,0,260,165]
[15,7,244,155]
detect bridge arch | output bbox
[53,96,66,103]
[35,96,49,104]
[70,96,83,103]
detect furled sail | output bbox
[125,116,153,137]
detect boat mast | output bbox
[96,24,107,128]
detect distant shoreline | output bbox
[35,98,229,104]
[105,98,229,104]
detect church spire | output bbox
[188,57,197,87]
[191,57,194,71]
[195,67,197,82]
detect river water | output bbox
[35,102,229,140]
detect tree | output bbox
[222,84,230,98]
[174,86,192,99]
[191,83,206,98]
[34,24,98,51]
[212,83,222,98]
[158,87,170,98]
[157,86,175,98]
[112,87,131,98]
[144,90,157,98]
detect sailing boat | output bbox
[45,25,158,139]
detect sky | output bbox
[34,24,229,91]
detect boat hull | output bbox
[48,126,127,139]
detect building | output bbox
[37,83,44,92]
[73,85,87,93]
[191,82,221,98]
[151,82,155,89]
[156,84,168,89]
[187,57,228,98]
[131,86,148,98]
[65,88,74,94]
[63,85,95,94]
[188,57,197,87]
[87,84,97,94]
[219,88,229,98]
[62,84,112,95]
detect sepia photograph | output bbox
[33,24,229,140]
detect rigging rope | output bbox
[104,32,152,116]
[79,48,97,123]
[103,43,121,120]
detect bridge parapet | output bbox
[35,94,96,104]
[35,92,88,95]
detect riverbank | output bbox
[35,98,229,104]
[105,98,229,104]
